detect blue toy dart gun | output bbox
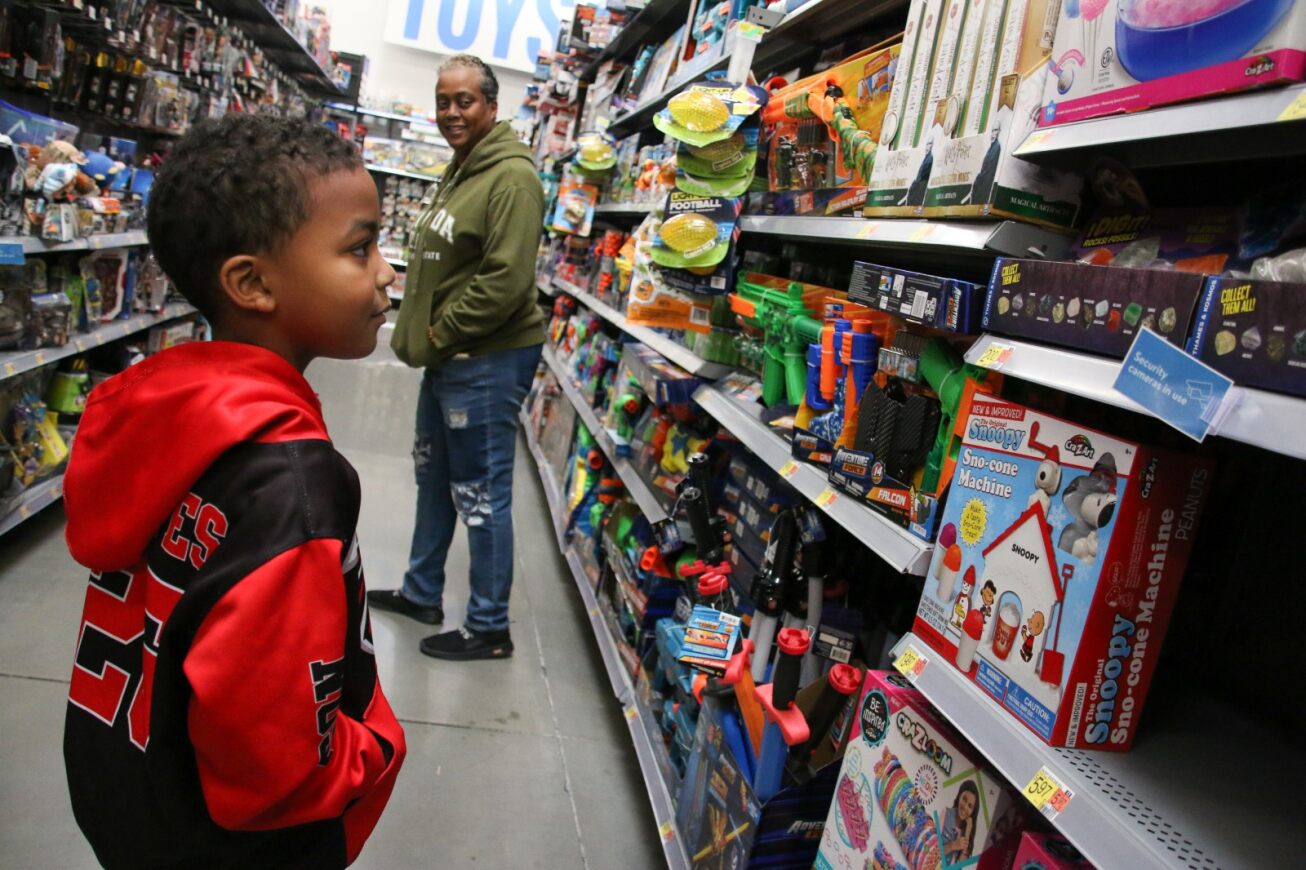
[753,627,811,802]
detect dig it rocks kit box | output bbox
[914,397,1213,750]
[816,670,1027,870]
[1186,277,1306,399]
[983,258,1207,358]
[1040,0,1306,128]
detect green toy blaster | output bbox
[919,339,999,494]
[729,277,824,407]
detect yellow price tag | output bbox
[973,341,1013,371]
[815,488,839,508]
[778,460,799,479]
[893,644,927,681]
[1279,88,1306,122]
[3,361,15,376]
[856,222,880,240]
[658,820,675,841]
[736,21,766,43]
[588,606,600,618]
[1023,769,1059,809]
[1023,767,1074,818]
[33,352,46,365]
[910,223,937,241]
[624,705,638,722]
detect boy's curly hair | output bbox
[146,113,363,319]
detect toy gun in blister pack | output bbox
[613,377,647,441]
[761,61,881,189]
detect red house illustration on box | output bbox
[976,503,1069,693]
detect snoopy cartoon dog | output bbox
[1058,453,1118,561]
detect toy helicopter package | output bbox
[913,396,1213,750]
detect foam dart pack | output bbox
[653,80,768,148]
[651,193,742,270]
[786,663,863,784]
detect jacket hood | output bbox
[451,121,534,181]
[64,341,328,572]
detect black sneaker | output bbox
[419,626,514,661]
[367,589,444,625]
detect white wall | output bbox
[314,0,534,119]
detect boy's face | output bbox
[260,167,395,367]
[436,66,498,158]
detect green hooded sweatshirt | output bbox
[391,121,546,367]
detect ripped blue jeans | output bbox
[402,343,542,632]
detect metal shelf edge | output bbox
[555,280,734,379]
[692,383,933,575]
[0,473,66,537]
[365,164,441,182]
[966,334,1306,461]
[542,347,670,523]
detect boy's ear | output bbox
[217,254,276,314]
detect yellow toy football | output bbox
[668,90,729,133]
[659,213,718,254]
[687,133,744,161]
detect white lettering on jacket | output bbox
[429,208,456,244]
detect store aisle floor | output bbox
[0,323,664,869]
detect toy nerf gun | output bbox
[918,338,997,495]
[730,277,825,407]
[808,316,881,449]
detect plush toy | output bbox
[25,141,88,201]
[81,151,126,187]
[1058,453,1118,561]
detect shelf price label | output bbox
[815,488,839,508]
[623,705,638,722]
[1024,767,1075,819]
[973,341,1014,371]
[1279,89,1306,122]
[893,644,927,682]
[658,820,675,842]
[778,460,799,479]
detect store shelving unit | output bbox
[383,256,407,270]
[692,383,932,575]
[542,345,670,524]
[608,45,732,138]
[208,0,342,95]
[365,164,440,183]
[752,0,910,74]
[552,278,735,379]
[965,334,1306,461]
[6,230,150,255]
[0,302,197,381]
[890,633,1301,869]
[520,412,692,870]
[0,474,65,538]
[593,202,657,218]
[1015,83,1306,168]
[737,215,1073,260]
[578,0,690,83]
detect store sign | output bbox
[385,0,575,75]
[1112,328,1236,442]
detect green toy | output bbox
[729,277,824,407]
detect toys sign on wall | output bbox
[385,0,572,74]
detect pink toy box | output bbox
[1040,0,1306,127]
[913,397,1213,751]
[1012,830,1095,868]
[815,670,1028,870]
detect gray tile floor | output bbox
[0,323,663,868]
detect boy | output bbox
[62,114,405,868]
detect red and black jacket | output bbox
[62,342,405,869]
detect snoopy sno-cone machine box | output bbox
[912,396,1213,750]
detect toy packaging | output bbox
[816,670,1028,870]
[761,40,901,214]
[1186,276,1306,398]
[914,397,1213,750]
[654,79,768,149]
[551,179,599,236]
[848,260,987,334]
[653,192,742,270]
[983,258,1207,358]
[867,0,1082,229]
[1040,0,1306,128]
[1011,830,1095,868]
